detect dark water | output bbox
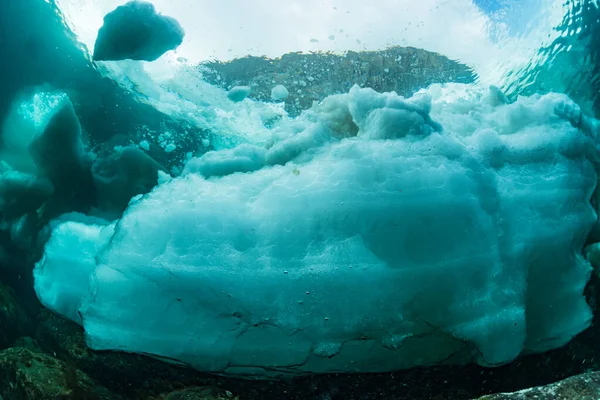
[1,0,600,399]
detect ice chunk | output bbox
[93,1,185,62]
[28,95,88,186]
[163,143,176,153]
[157,170,172,185]
[91,146,167,216]
[312,93,359,138]
[227,86,252,103]
[488,85,510,106]
[138,140,150,151]
[183,144,266,178]
[348,87,441,139]
[0,170,53,219]
[35,84,598,378]
[1,90,92,211]
[34,219,115,324]
[271,84,289,101]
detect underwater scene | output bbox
[3,0,600,399]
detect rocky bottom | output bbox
[0,275,600,400]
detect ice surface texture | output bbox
[35,84,598,378]
[93,1,184,62]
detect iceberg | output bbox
[34,84,598,378]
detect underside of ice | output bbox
[34,84,598,378]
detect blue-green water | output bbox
[1,1,600,399]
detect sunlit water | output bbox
[52,0,587,135]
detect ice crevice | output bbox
[33,83,600,378]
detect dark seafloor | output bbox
[2,0,600,399]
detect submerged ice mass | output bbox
[93,1,184,62]
[34,84,598,377]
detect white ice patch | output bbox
[270,85,289,101]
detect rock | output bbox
[474,370,600,399]
[200,47,475,116]
[12,337,43,353]
[93,1,185,62]
[0,282,31,349]
[31,308,600,400]
[154,386,238,400]
[0,347,120,400]
[34,310,224,399]
[28,96,89,187]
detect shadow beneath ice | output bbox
[18,273,600,400]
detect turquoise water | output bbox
[2,0,600,399]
